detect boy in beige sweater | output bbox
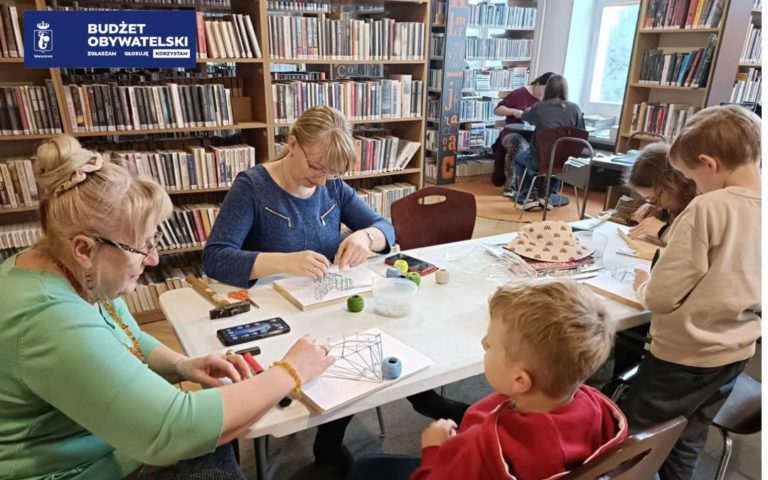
[623,105,761,480]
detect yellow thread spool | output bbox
[393,259,409,274]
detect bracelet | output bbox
[272,361,302,396]
[365,229,375,249]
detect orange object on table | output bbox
[228,290,259,308]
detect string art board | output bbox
[582,269,644,310]
[273,265,377,311]
[617,227,664,261]
[300,328,433,413]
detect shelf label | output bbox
[24,10,196,68]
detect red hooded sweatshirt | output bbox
[412,385,627,480]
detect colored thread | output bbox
[381,356,402,380]
[386,267,402,278]
[436,269,450,285]
[404,272,421,286]
[393,259,409,274]
[347,294,365,313]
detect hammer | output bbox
[186,275,250,319]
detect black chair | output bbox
[563,417,688,479]
[712,372,761,480]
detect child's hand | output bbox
[629,217,665,239]
[633,269,650,291]
[421,419,458,448]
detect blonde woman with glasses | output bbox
[0,135,333,479]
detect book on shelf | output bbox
[198,13,262,59]
[157,204,220,252]
[0,223,42,253]
[463,67,529,92]
[456,158,494,178]
[644,0,726,29]
[465,37,532,61]
[637,34,716,87]
[431,0,446,25]
[629,102,700,139]
[355,182,416,220]
[740,22,762,63]
[730,69,762,104]
[0,3,23,58]
[267,14,424,60]
[467,3,536,29]
[0,81,64,136]
[0,158,38,209]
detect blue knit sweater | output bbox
[202,164,395,288]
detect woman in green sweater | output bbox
[0,135,334,479]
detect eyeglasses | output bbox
[93,230,164,259]
[297,142,342,179]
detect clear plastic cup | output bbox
[573,231,609,260]
[373,277,418,317]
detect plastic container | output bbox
[373,277,418,317]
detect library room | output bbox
[0,0,761,479]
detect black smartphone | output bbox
[384,253,439,276]
[216,317,291,347]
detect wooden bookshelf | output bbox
[426,0,545,184]
[729,4,762,105]
[615,0,752,153]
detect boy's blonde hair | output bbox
[489,279,615,399]
[669,105,761,169]
[275,105,357,174]
[35,135,172,255]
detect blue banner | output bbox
[24,10,196,68]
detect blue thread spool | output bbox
[385,267,401,278]
[381,356,402,380]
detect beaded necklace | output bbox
[52,257,144,361]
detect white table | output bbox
[159,221,651,477]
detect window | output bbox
[588,2,641,105]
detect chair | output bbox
[562,416,688,480]
[516,126,593,221]
[390,186,477,250]
[712,372,761,480]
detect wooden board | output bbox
[617,226,663,261]
[583,271,644,310]
[272,265,376,311]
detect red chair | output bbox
[563,416,688,479]
[390,186,477,250]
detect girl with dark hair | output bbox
[491,72,554,187]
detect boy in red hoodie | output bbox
[347,279,627,480]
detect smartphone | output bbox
[384,253,439,276]
[216,317,290,347]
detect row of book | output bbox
[354,135,420,174]
[268,1,330,12]
[111,144,256,191]
[465,37,532,61]
[431,33,445,58]
[463,67,529,91]
[0,4,23,58]
[431,0,447,26]
[467,3,536,29]
[0,223,41,252]
[197,13,262,59]
[63,82,235,133]
[730,69,761,104]
[428,69,443,90]
[458,124,500,150]
[643,0,726,29]
[459,97,498,122]
[0,81,64,136]
[637,35,716,88]
[456,158,494,179]
[629,102,701,140]
[267,15,425,60]
[271,76,423,123]
[355,182,417,221]
[158,204,220,252]
[0,158,38,210]
[740,24,761,63]
[126,252,207,316]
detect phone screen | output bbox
[217,317,290,346]
[384,253,438,276]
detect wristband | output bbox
[272,361,302,396]
[365,229,375,249]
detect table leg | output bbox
[255,437,269,480]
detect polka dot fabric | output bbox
[506,220,594,262]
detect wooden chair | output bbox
[516,126,593,221]
[712,372,761,480]
[390,186,477,250]
[562,416,688,480]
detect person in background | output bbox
[491,72,554,189]
[627,105,761,479]
[347,279,627,480]
[0,135,334,479]
[508,74,584,210]
[625,142,697,243]
[203,105,468,475]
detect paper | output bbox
[273,265,377,311]
[300,328,433,413]
[583,270,643,310]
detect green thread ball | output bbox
[404,272,421,286]
[347,295,365,313]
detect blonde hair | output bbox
[488,279,615,399]
[275,105,357,174]
[669,105,761,169]
[35,135,172,254]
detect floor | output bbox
[143,201,761,480]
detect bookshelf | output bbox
[425,0,544,185]
[0,0,430,323]
[730,1,761,106]
[615,0,752,153]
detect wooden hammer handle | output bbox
[186,275,229,307]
